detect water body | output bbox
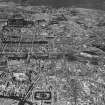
[3,0,105,10]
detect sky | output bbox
[1,0,105,10]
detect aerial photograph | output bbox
[0,0,105,105]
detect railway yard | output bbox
[0,2,105,105]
